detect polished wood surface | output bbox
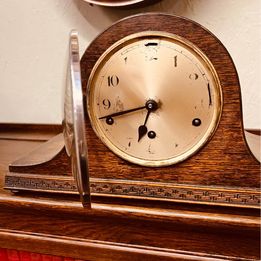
[0,126,260,260]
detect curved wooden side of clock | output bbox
[8,148,71,177]
[80,13,260,206]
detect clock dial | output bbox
[87,31,222,167]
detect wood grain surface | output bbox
[0,197,260,260]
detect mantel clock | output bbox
[5,13,260,208]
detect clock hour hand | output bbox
[138,110,151,142]
[138,99,158,142]
[99,105,146,119]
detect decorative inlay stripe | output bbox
[5,173,260,208]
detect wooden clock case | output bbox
[5,13,260,208]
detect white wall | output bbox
[0,0,260,129]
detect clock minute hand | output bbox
[99,105,146,119]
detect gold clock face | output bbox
[87,31,222,167]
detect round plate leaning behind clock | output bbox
[86,16,223,167]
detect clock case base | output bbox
[5,171,260,208]
[5,13,261,209]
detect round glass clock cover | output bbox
[63,30,90,207]
[87,31,222,167]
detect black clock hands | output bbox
[99,105,146,119]
[138,100,158,142]
[99,99,158,142]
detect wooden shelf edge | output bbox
[0,194,259,230]
[0,123,62,141]
[0,229,254,261]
